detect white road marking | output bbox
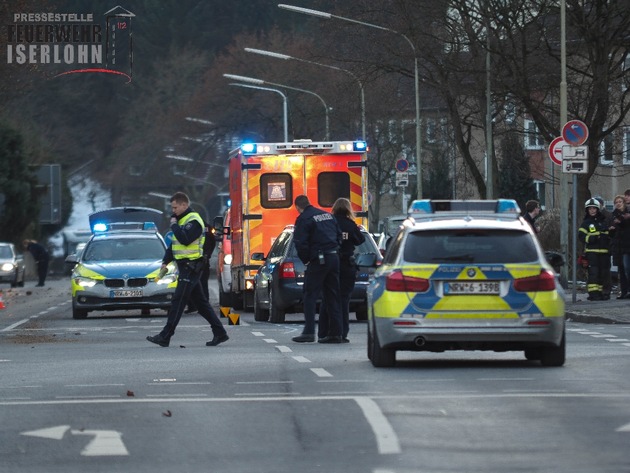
[71,429,129,456]
[275,345,292,353]
[607,339,630,342]
[292,356,311,363]
[355,397,401,455]
[252,331,265,336]
[263,338,277,343]
[1,319,30,331]
[236,381,293,385]
[311,368,332,378]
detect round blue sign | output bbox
[395,159,409,172]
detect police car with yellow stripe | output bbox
[366,200,565,367]
[65,207,177,319]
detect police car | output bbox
[366,199,566,367]
[65,207,177,319]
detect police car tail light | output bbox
[386,270,429,292]
[513,270,556,292]
[279,262,296,279]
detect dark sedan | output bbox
[252,225,382,323]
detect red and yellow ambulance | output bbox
[223,139,369,310]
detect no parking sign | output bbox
[562,120,589,147]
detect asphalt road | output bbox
[2,278,630,473]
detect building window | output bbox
[599,134,614,166]
[534,180,546,209]
[524,119,544,150]
[623,127,630,165]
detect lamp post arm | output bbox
[229,83,289,142]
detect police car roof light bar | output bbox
[408,199,521,220]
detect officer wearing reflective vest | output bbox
[578,198,613,301]
[147,192,228,347]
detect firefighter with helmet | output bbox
[578,198,613,301]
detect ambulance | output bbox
[219,139,369,310]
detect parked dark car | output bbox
[252,224,382,323]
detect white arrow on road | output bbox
[21,425,129,456]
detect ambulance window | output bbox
[318,172,350,207]
[260,173,293,209]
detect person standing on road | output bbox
[594,195,614,299]
[317,198,365,343]
[291,195,343,344]
[611,195,630,299]
[185,221,216,313]
[522,200,541,234]
[23,239,49,287]
[147,192,228,348]
[578,198,612,301]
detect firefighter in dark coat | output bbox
[578,198,612,301]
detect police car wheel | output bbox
[371,327,395,368]
[72,306,88,319]
[367,324,374,360]
[540,333,566,367]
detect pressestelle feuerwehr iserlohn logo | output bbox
[5,6,135,83]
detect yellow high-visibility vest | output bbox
[172,212,205,260]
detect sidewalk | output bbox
[565,290,630,324]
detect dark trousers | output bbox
[318,259,356,339]
[302,253,342,336]
[36,260,49,286]
[160,262,226,340]
[586,252,611,296]
[619,258,629,296]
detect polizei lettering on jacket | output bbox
[313,213,334,222]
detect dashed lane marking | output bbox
[292,356,311,363]
[275,346,292,353]
[311,368,332,378]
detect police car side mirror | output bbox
[65,254,78,265]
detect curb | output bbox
[565,311,630,325]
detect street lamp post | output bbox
[244,47,366,140]
[278,3,422,198]
[229,83,288,142]
[224,73,330,140]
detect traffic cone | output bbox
[0,291,5,310]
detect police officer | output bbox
[578,198,612,301]
[291,195,343,343]
[147,192,228,347]
[23,239,49,287]
[317,198,365,342]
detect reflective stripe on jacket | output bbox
[172,212,205,260]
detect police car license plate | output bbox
[444,281,500,295]
[110,290,143,298]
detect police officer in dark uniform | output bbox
[318,198,365,342]
[147,192,228,347]
[291,195,343,343]
[23,239,49,287]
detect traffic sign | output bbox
[562,120,589,146]
[548,136,566,166]
[396,171,409,187]
[562,145,589,174]
[395,159,409,172]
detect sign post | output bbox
[561,119,589,303]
